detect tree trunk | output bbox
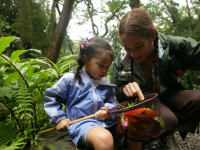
[46,0,75,63]
[129,0,140,9]
[185,0,192,24]
[49,0,57,39]
[0,29,3,38]
[18,0,33,58]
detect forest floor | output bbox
[37,124,200,150]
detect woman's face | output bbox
[120,33,154,62]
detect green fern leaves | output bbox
[0,122,20,145]
[13,79,34,120]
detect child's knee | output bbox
[95,131,114,148]
[99,131,113,143]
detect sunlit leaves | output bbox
[0,86,14,99]
[0,37,16,54]
[10,50,28,62]
[4,72,20,85]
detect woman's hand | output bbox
[123,82,144,101]
[56,118,71,132]
[95,107,109,121]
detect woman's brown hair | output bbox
[119,8,160,93]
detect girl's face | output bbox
[120,33,154,62]
[83,52,112,80]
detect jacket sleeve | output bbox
[43,75,69,125]
[170,35,200,70]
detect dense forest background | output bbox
[1,0,200,149]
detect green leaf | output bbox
[35,72,49,83]
[0,67,5,84]
[26,73,40,82]
[32,65,40,69]
[20,113,33,119]
[4,67,15,72]
[0,138,26,150]
[0,122,20,145]
[60,61,74,74]
[1,54,10,63]
[0,86,14,99]
[41,68,58,78]
[18,108,33,113]
[4,72,20,85]
[19,62,30,70]
[20,66,28,75]
[43,57,59,73]
[26,66,35,77]
[29,49,42,54]
[10,50,28,63]
[0,37,16,54]
[30,59,50,66]
[56,54,77,65]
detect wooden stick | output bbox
[39,114,95,134]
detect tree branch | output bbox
[86,0,99,36]
[101,0,125,38]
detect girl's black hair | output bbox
[74,37,114,83]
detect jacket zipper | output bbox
[93,86,97,113]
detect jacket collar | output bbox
[73,69,116,87]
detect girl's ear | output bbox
[151,28,157,41]
[82,55,88,65]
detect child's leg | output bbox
[87,126,114,150]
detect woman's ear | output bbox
[151,28,157,41]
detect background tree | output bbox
[129,0,140,9]
[18,0,33,58]
[46,0,75,63]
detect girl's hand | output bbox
[56,118,71,132]
[95,107,109,121]
[123,82,144,101]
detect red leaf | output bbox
[131,113,156,126]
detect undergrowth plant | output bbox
[0,37,77,149]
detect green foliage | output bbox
[0,37,16,53]
[30,0,52,56]
[14,79,34,120]
[0,0,51,56]
[127,97,140,107]
[0,122,26,149]
[0,122,20,145]
[0,37,78,149]
[0,138,26,150]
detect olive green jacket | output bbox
[111,32,200,103]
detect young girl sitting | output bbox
[43,37,122,150]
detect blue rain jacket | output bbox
[43,70,118,145]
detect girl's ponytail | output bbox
[74,49,84,83]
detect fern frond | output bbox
[13,79,34,120]
[0,122,19,145]
[0,138,26,150]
